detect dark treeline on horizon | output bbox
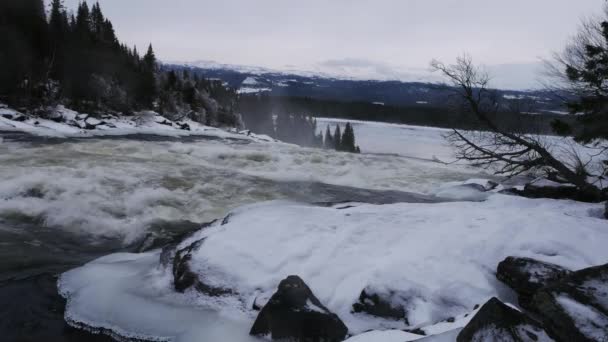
[238,94,577,135]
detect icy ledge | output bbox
[59,195,608,341]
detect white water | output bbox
[0,128,483,244]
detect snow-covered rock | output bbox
[456,297,554,342]
[496,257,571,311]
[169,195,608,334]
[249,275,348,341]
[532,263,608,342]
[58,193,608,341]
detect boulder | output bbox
[531,263,608,342]
[497,256,571,310]
[457,297,553,342]
[250,275,348,342]
[352,287,407,323]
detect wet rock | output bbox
[352,287,407,322]
[497,256,571,310]
[531,263,608,342]
[457,297,552,342]
[250,275,348,342]
[172,237,232,296]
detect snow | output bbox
[59,193,608,341]
[241,77,260,86]
[237,87,272,94]
[316,117,456,162]
[0,105,271,142]
[344,330,424,342]
[556,295,608,341]
[174,196,607,334]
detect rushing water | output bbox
[0,130,484,341]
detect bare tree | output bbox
[431,55,604,200]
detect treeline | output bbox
[239,95,578,135]
[238,93,359,152]
[0,0,239,126]
[323,123,360,153]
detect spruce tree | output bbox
[138,44,158,107]
[324,125,333,149]
[334,125,342,151]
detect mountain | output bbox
[165,61,567,114]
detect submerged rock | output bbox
[457,297,553,342]
[352,287,408,323]
[497,256,571,310]
[531,263,608,342]
[250,275,348,342]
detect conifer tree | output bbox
[333,125,342,151]
[324,125,333,149]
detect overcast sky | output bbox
[59,0,604,88]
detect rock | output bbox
[171,235,232,296]
[497,256,571,310]
[604,201,607,219]
[352,287,407,322]
[457,297,552,342]
[531,263,608,342]
[512,184,603,203]
[250,275,348,342]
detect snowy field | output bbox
[317,118,454,161]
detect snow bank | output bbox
[0,104,270,142]
[60,194,608,341]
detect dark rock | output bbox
[171,236,232,296]
[178,122,190,131]
[352,287,407,323]
[250,275,348,342]
[511,184,603,203]
[406,328,426,336]
[531,263,608,342]
[497,256,571,310]
[457,297,551,342]
[13,114,27,122]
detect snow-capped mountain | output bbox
[165,60,566,112]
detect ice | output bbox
[58,252,261,342]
